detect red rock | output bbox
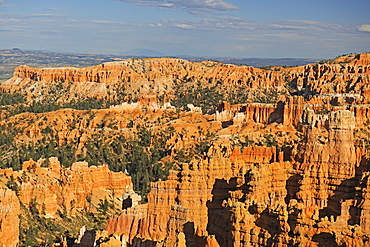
[0,189,20,247]
[1,53,370,246]
[3,54,368,106]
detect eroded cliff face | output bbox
[1,53,369,104]
[0,53,370,246]
[0,188,20,247]
[17,158,133,215]
[0,158,136,245]
[104,107,370,247]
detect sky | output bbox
[0,0,369,58]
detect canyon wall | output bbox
[0,53,370,246]
[1,53,369,104]
[0,158,135,246]
[105,108,370,246]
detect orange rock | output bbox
[3,54,369,106]
[1,53,370,246]
[0,189,20,247]
[205,235,220,247]
[0,157,136,245]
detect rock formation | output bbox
[0,189,20,247]
[0,53,369,246]
[0,158,136,245]
[1,53,369,105]
[13,158,133,216]
[104,107,370,246]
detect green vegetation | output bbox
[0,92,26,106]
[171,82,250,112]
[0,116,175,201]
[18,195,121,246]
[6,175,19,195]
[0,90,122,116]
[171,83,223,112]
[253,88,284,104]
[262,134,277,147]
[170,80,287,109]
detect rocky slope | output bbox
[0,158,136,246]
[103,107,370,247]
[1,53,369,105]
[0,53,370,246]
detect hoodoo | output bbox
[0,53,370,246]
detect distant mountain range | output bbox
[0,48,321,71]
[0,48,321,82]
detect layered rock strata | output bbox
[0,189,20,247]
[0,158,135,245]
[106,109,370,247]
[0,53,370,246]
[1,53,369,104]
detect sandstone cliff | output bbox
[0,188,20,247]
[1,53,369,105]
[0,53,369,246]
[104,108,370,247]
[0,158,136,246]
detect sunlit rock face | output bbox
[0,189,20,247]
[105,109,370,247]
[0,53,370,246]
[2,53,369,105]
[0,158,135,245]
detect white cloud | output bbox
[358,24,370,32]
[0,13,71,32]
[93,20,118,24]
[263,33,302,39]
[156,18,348,34]
[0,0,4,4]
[173,23,193,29]
[270,20,344,32]
[113,0,238,14]
[149,23,163,27]
[271,24,318,31]
[159,17,253,30]
[0,13,69,20]
[39,8,67,11]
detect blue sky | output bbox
[0,0,369,58]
